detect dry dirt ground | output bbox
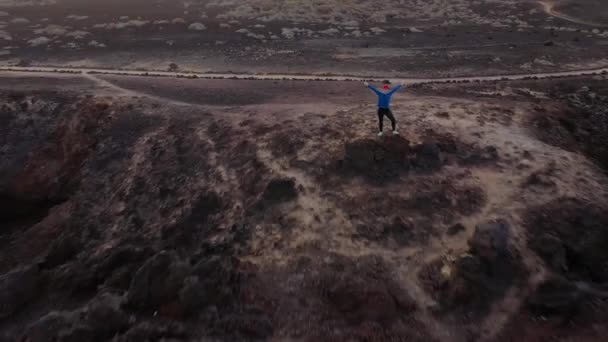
[1,71,608,341]
[0,0,608,76]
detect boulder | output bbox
[468,221,510,261]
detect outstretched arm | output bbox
[388,83,404,95]
[364,82,382,96]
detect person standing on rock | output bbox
[364,80,405,137]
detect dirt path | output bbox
[538,0,607,27]
[1,66,607,86]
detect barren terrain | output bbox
[1,1,608,341]
[1,69,607,341]
[0,0,608,76]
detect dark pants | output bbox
[377,108,396,132]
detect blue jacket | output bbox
[368,84,402,109]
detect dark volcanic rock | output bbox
[126,250,190,310]
[118,321,187,341]
[23,311,77,342]
[190,255,241,307]
[412,143,442,170]
[433,221,524,319]
[84,293,130,336]
[321,256,416,324]
[527,277,585,318]
[0,265,40,320]
[447,223,466,236]
[469,221,510,261]
[526,198,608,282]
[529,234,568,272]
[50,244,153,294]
[262,178,298,203]
[343,136,411,180]
[178,276,206,315]
[217,308,274,340]
[56,324,96,342]
[527,277,608,322]
[41,232,81,269]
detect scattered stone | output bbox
[370,27,386,34]
[469,221,510,261]
[261,178,298,203]
[188,22,206,31]
[522,165,557,189]
[34,25,68,36]
[16,58,31,67]
[11,17,30,24]
[447,223,466,236]
[88,40,106,48]
[27,36,51,47]
[66,30,90,39]
[0,30,11,40]
[319,27,340,36]
[66,15,88,21]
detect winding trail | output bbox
[1,65,607,86]
[538,0,607,27]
